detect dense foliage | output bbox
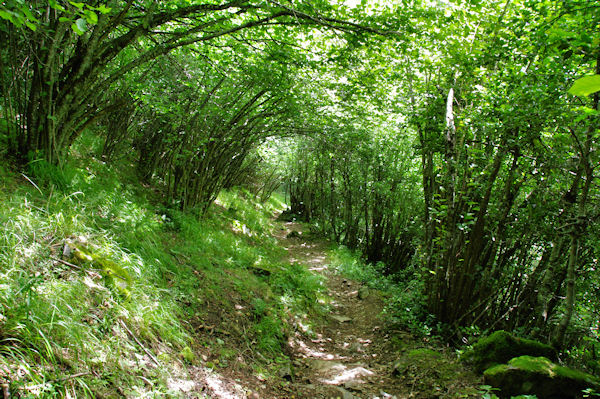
[280,0,600,364]
[2,0,600,391]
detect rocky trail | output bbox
[274,220,407,399]
[270,220,480,399]
[189,217,480,399]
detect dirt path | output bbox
[187,217,480,399]
[274,220,411,399]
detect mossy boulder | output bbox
[484,356,600,398]
[464,330,557,372]
[392,348,443,377]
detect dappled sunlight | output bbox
[322,364,374,385]
[289,334,343,360]
[204,373,243,399]
[167,377,196,393]
[277,219,412,397]
[190,367,248,399]
[309,265,328,272]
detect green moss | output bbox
[484,363,509,376]
[71,244,133,297]
[407,348,443,359]
[509,356,597,386]
[180,346,196,363]
[484,356,600,398]
[508,355,554,374]
[464,330,557,373]
[392,345,480,397]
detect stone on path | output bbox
[279,363,294,381]
[335,387,356,399]
[330,315,352,323]
[307,359,345,374]
[358,286,369,299]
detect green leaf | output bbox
[69,1,85,9]
[20,6,38,22]
[568,75,600,97]
[96,5,112,14]
[49,0,66,12]
[0,10,14,23]
[25,20,37,31]
[72,18,87,35]
[84,10,98,25]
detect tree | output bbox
[0,0,398,165]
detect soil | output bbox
[184,218,481,399]
[273,220,408,399]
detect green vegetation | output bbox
[464,331,557,373]
[2,0,600,396]
[329,246,431,336]
[484,356,600,399]
[392,347,480,398]
[0,158,323,396]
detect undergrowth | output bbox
[328,246,433,337]
[0,152,323,397]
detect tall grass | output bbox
[0,155,323,397]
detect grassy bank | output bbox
[0,157,324,397]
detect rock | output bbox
[335,387,356,399]
[392,348,442,376]
[484,356,600,399]
[343,380,363,391]
[62,243,71,258]
[330,315,352,323]
[279,363,294,381]
[348,342,364,353]
[306,359,344,373]
[286,230,301,238]
[463,330,557,373]
[357,286,369,299]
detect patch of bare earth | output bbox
[272,221,401,399]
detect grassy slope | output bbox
[0,156,325,397]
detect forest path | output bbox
[273,220,410,399]
[187,216,479,399]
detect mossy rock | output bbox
[484,355,600,399]
[464,330,557,373]
[407,348,443,360]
